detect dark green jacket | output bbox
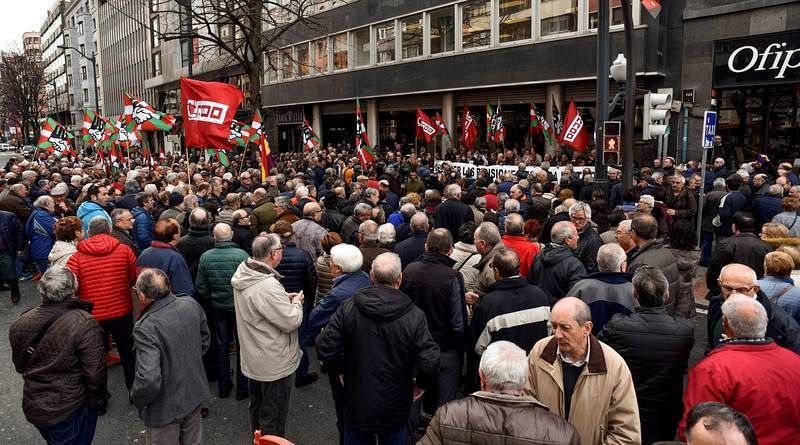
[196,241,249,310]
[250,201,277,236]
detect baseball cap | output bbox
[51,183,68,196]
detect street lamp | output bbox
[57,44,100,114]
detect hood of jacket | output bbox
[540,244,577,266]
[131,206,152,219]
[48,240,77,263]
[232,258,282,292]
[76,201,105,219]
[76,233,121,256]
[583,271,632,284]
[353,286,414,322]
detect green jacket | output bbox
[196,241,249,310]
[250,201,277,236]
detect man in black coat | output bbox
[600,266,694,445]
[569,201,603,274]
[528,221,586,304]
[434,184,473,243]
[706,263,800,354]
[394,212,429,269]
[539,198,575,245]
[706,212,772,295]
[316,252,440,444]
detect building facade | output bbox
[40,0,69,124]
[63,0,102,140]
[22,32,42,59]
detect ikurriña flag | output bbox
[124,92,176,132]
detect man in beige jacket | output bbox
[231,233,304,437]
[525,297,640,445]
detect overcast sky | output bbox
[0,0,54,52]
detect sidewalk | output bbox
[694,265,710,312]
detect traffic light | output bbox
[643,92,672,139]
[602,121,621,165]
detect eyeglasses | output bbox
[718,281,754,294]
[570,216,587,222]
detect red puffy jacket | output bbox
[67,233,137,321]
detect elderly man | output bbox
[569,201,603,274]
[10,266,107,443]
[707,263,800,354]
[291,202,327,259]
[394,212,430,269]
[317,252,440,445]
[601,266,695,444]
[0,183,32,225]
[357,220,389,274]
[528,221,586,304]
[467,222,506,300]
[250,188,276,235]
[195,223,250,399]
[216,193,240,225]
[130,269,210,444]
[706,212,772,295]
[680,296,800,445]
[526,297,640,445]
[627,215,679,310]
[614,219,638,260]
[501,213,540,275]
[567,243,635,334]
[232,234,304,436]
[110,208,139,256]
[340,202,372,245]
[67,217,137,389]
[0,209,24,303]
[684,403,757,445]
[137,218,194,296]
[420,341,579,445]
[435,184,474,243]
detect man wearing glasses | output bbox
[706,263,800,354]
[236,172,255,193]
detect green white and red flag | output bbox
[123,92,176,132]
[37,118,74,156]
[228,120,252,147]
[82,110,109,146]
[302,118,321,152]
[355,99,375,168]
[530,102,554,145]
[249,110,263,147]
[433,112,451,144]
[492,102,505,143]
[486,101,495,142]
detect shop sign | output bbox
[713,31,800,89]
[276,106,304,125]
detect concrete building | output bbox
[22,32,42,59]
[62,0,102,141]
[40,0,69,124]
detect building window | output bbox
[589,0,624,28]
[401,14,423,59]
[69,94,74,107]
[499,0,532,43]
[281,48,293,79]
[540,0,577,36]
[353,28,370,67]
[152,52,161,76]
[65,54,71,67]
[332,33,348,70]
[267,50,278,82]
[67,74,72,87]
[64,34,70,47]
[83,88,88,103]
[313,38,328,73]
[81,66,87,80]
[462,0,491,49]
[79,44,85,54]
[376,21,395,63]
[151,17,161,48]
[78,21,84,35]
[296,43,310,76]
[430,6,455,54]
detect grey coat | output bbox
[629,241,680,313]
[130,294,210,427]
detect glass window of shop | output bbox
[430,6,455,54]
[401,14,424,59]
[540,0,577,36]
[281,48,293,79]
[296,43,310,76]
[353,27,371,67]
[313,38,328,74]
[588,0,624,28]
[333,32,349,70]
[266,50,278,82]
[376,21,395,63]
[499,0,532,43]
[462,0,492,49]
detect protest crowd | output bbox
[6,135,800,445]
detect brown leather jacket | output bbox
[418,391,580,445]
[9,300,108,428]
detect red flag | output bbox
[416,108,437,144]
[641,0,661,18]
[355,99,375,168]
[461,103,478,148]
[180,78,244,149]
[561,99,590,152]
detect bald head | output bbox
[504,213,524,236]
[718,263,758,299]
[303,202,322,218]
[410,212,429,233]
[213,222,234,242]
[371,252,402,288]
[552,296,592,325]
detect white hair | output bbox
[504,198,520,213]
[213,223,234,242]
[37,265,78,303]
[378,223,395,244]
[296,186,309,198]
[479,341,529,391]
[597,243,627,272]
[330,244,363,273]
[34,195,54,209]
[722,295,768,339]
[720,264,757,286]
[568,201,592,219]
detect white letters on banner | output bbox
[433,161,598,182]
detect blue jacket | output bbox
[388,210,404,227]
[394,231,427,269]
[759,276,800,326]
[753,195,782,229]
[77,201,111,235]
[137,241,194,296]
[716,191,748,237]
[0,210,25,253]
[304,271,372,343]
[25,208,56,261]
[132,206,155,251]
[275,243,318,298]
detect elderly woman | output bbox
[314,232,342,306]
[48,216,83,267]
[758,251,800,325]
[772,196,800,237]
[26,195,58,273]
[761,222,790,241]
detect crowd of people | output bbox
[6,140,800,445]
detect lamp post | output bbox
[57,45,100,113]
[594,0,610,197]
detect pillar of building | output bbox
[367,99,378,150]
[545,84,563,157]
[441,92,456,157]
[312,103,323,147]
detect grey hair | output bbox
[252,233,282,259]
[720,264,758,286]
[568,201,592,219]
[354,203,372,217]
[504,213,524,236]
[632,266,669,307]
[768,184,784,197]
[475,196,487,210]
[110,208,131,224]
[33,195,54,209]
[295,186,309,198]
[672,175,686,185]
[445,183,461,199]
[136,268,171,300]
[330,243,363,273]
[492,247,521,278]
[358,220,379,242]
[410,212,430,233]
[651,172,664,182]
[88,216,111,236]
[597,243,627,273]
[213,223,234,242]
[551,221,575,245]
[124,180,140,194]
[364,188,379,199]
[722,295,768,339]
[504,198,520,213]
[189,208,209,229]
[713,177,726,188]
[400,203,416,218]
[479,341,529,391]
[371,252,402,286]
[378,223,395,244]
[37,265,78,303]
[475,222,501,247]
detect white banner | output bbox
[433,160,598,182]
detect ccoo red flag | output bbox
[561,99,590,152]
[181,78,244,149]
[416,108,437,144]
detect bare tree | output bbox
[150,0,325,111]
[0,51,46,145]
